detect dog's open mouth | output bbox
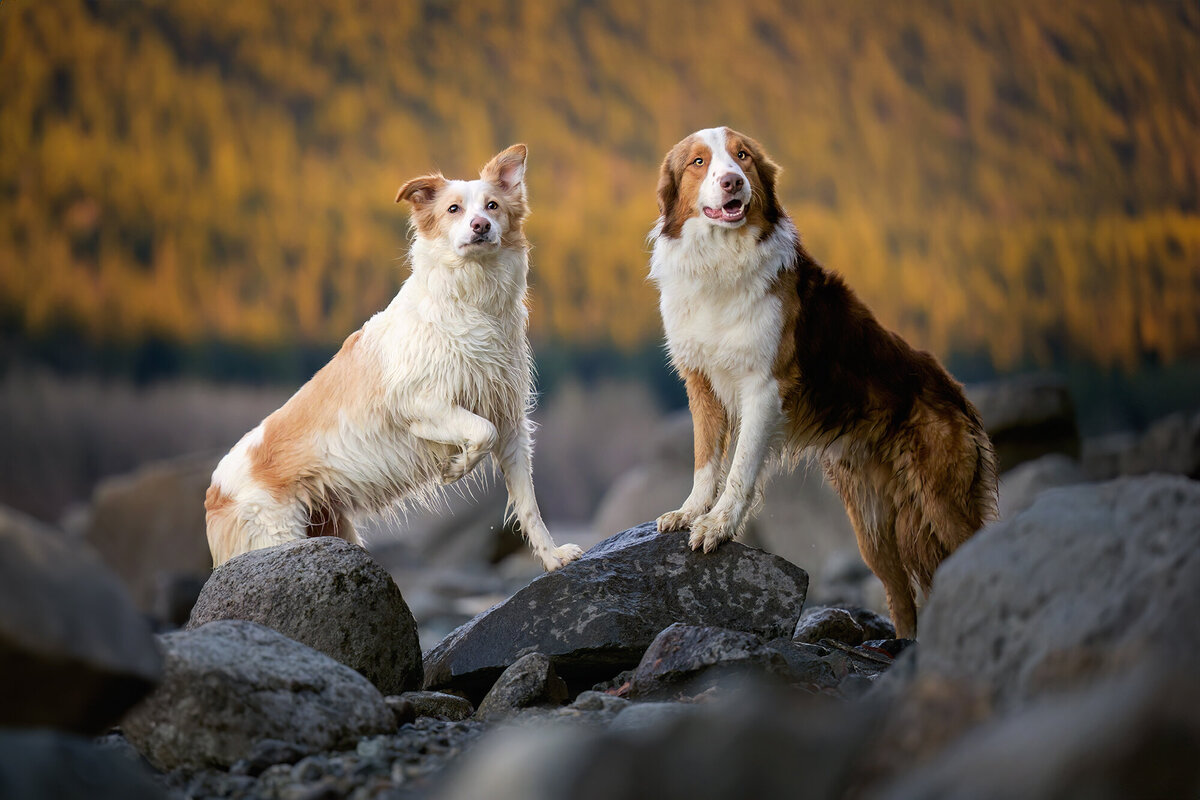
[704,199,747,222]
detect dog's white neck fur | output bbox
[405,234,529,319]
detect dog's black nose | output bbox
[720,173,744,193]
[471,217,491,235]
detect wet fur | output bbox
[650,127,997,637]
[205,145,582,572]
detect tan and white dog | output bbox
[649,127,997,637]
[205,145,583,572]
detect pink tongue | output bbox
[703,207,723,219]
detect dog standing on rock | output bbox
[205,145,583,573]
[649,127,997,638]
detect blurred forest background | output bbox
[2,0,1199,525]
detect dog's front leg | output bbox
[658,369,728,533]
[689,376,782,552]
[496,420,583,572]
[409,406,499,484]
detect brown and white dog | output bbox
[649,127,997,637]
[205,145,583,572]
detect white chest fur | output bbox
[650,217,797,406]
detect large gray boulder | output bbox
[996,454,1087,519]
[966,374,1079,472]
[423,523,809,698]
[122,620,396,770]
[0,730,166,800]
[187,537,422,694]
[81,453,217,615]
[881,663,1200,800]
[918,475,1200,706]
[0,504,161,734]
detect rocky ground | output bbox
[2,374,1199,799]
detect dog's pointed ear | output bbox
[395,174,445,206]
[481,144,527,192]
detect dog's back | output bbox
[776,245,998,634]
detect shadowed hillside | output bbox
[2,0,1199,369]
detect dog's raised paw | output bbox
[542,543,584,572]
[440,447,488,485]
[656,509,694,533]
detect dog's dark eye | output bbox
[737,150,748,160]
[448,204,459,213]
[692,157,704,167]
[486,201,498,210]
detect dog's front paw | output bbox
[656,508,695,533]
[541,543,584,572]
[687,509,736,553]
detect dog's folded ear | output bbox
[395,174,446,205]
[481,144,527,192]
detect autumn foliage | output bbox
[2,0,1198,371]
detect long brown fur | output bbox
[653,128,998,638]
[771,248,997,636]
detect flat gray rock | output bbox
[122,620,396,770]
[187,537,422,694]
[919,475,1200,706]
[0,504,161,733]
[423,523,809,697]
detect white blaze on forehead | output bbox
[695,127,738,174]
[692,126,750,219]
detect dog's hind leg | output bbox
[825,462,918,639]
[496,419,583,572]
[306,502,362,547]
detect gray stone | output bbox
[423,523,809,698]
[384,696,416,727]
[966,374,1079,472]
[230,738,310,777]
[187,537,422,694]
[476,653,569,719]
[881,663,1200,800]
[0,729,166,800]
[608,701,700,734]
[435,686,876,800]
[0,504,161,734]
[630,624,790,698]
[570,690,630,713]
[82,453,218,614]
[846,607,896,640]
[997,454,1087,519]
[919,476,1200,706]
[397,691,474,721]
[122,620,396,770]
[793,607,865,645]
